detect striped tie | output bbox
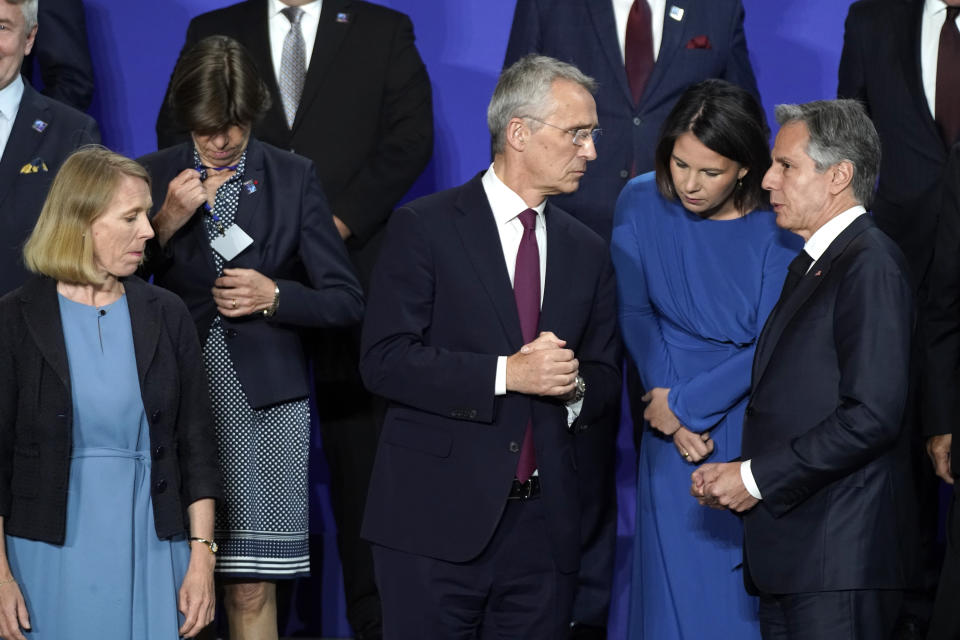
[279,6,306,129]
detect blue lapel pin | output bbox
[243,179,258,194]
[669,5,684,21]
[32,119,47,133]
[336,12,350,23]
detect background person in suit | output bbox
[20,0,94,112]
[693,100,913,640]
[503,3,758,633]
[359,55,621,639]
[0,0,99,296]
[155,5,432,634]
[140,36,364,640]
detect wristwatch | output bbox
[572,375,586,402]
[189,537,218,555]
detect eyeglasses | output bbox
[521,116,602,146]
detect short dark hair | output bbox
[167,35,272,133]
[654,79,770,214]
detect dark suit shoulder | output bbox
[548,201,606,254]
[839,221,912,280]
[27,89,96,132]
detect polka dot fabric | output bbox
[196,149,310,578]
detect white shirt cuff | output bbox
[740,459,763,500]
[495,356,507,396]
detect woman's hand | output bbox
[673,427,714,464]
[213,268,276,317]
[153,169,207,247]
[177,547,216,638]
[641,387,682,435]
[0,578,30,640]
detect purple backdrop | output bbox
[76,1,856,636]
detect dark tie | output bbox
[514,209,540,483]
[280,6,306,129]
[625,0,655,107]
[937,7,960,147]
[776,250,814,307]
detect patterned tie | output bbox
[625,0,655,107]
[936,7,960,147]
[279,6,306,129]
[514,209,540,483]
[776,250,814,307]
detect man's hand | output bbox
[927,434,954,484]
[673,427,714,463]
[641,387,682,435]
[691,462,758,513]
[153,169,207,247]
[506,331,578,397]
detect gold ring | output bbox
[232,298,238,309]
[682,451,691,459]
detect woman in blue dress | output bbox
[0,147,222,639]
[611,80,800,639]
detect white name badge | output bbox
[210,223,254,261]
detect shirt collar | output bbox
[269,0,322,20]
[0,74,24,122]
[803,205,866,263]
[925,0,952,18]
[481,163,547,226]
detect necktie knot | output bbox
[281,6,304,25]
[789,250,814,276]
[518,208,537,231]
[948,6,960,21]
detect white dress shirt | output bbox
[0,74,24,162]
[740,206,867,499]
[613,0,666,63]
[480,165,582,427]
[268,0,323,83]
[921,0,960,118]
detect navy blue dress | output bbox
[6,294,189,638]
[611,174,799,639]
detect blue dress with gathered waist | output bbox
[6,294,189,638]
[611,174,800,640]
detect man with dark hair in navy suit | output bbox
[0,0,99,296]
[504,3,758,635]
[360,54,620,640]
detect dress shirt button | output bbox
[619,169,629,179]
[509,441,520,453]
[155,479,167,494]
[633,117,641,126]
[154,445,166,460]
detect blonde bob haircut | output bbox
[23,146,151,285]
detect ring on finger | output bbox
[681,450,691,459]
[232,298,238,310]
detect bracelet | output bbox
[262,281,280,318]
[189,537,218,554]
[0,577,16,587]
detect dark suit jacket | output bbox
[21,0,95,111]
[359,174,621,572]
[838,0,953,289]
[0,79,98,295]
[0,276,222,544]
[504,0,758,240]
[741,215,913,594]
[138,137,364,409]
[155,0,433,287]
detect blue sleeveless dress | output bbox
[5,294,189,638]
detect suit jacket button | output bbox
[745,406,754,417]
[468,409,478,419]
[509,441,520,453]
[154,445,165,459]
[633,117,642,126]
[155,479,167,494]
[619,169,629,179]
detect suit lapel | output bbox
[641,1,689,107]
[539,204,575,334]
[293,0,352,132]
[453,176,524,350]
[753,216,873,385]
[586,0,634,109]
[232,138,266,237]
[0,82,50,212]
[19,277,70,388]
[124,277,161,390]
[900,0,943,148]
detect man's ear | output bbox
[829,160,854,195]
[506,118,528,151]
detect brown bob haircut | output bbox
[654,79,771,214]
[23,145,151,285]
[167,35,272,133]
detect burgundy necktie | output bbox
[625,0,655,107]
[514,209,540,483]
[936,7,960,147]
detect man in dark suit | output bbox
[0,0,99,296]
[693,100,914,640]
[359,55,621,639]
[20,0,94,111]
[155,3,433,636]
[503,4,758,633]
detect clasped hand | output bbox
[505,331,578,397]
[212,268,276,317]
[690,462,758,513]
